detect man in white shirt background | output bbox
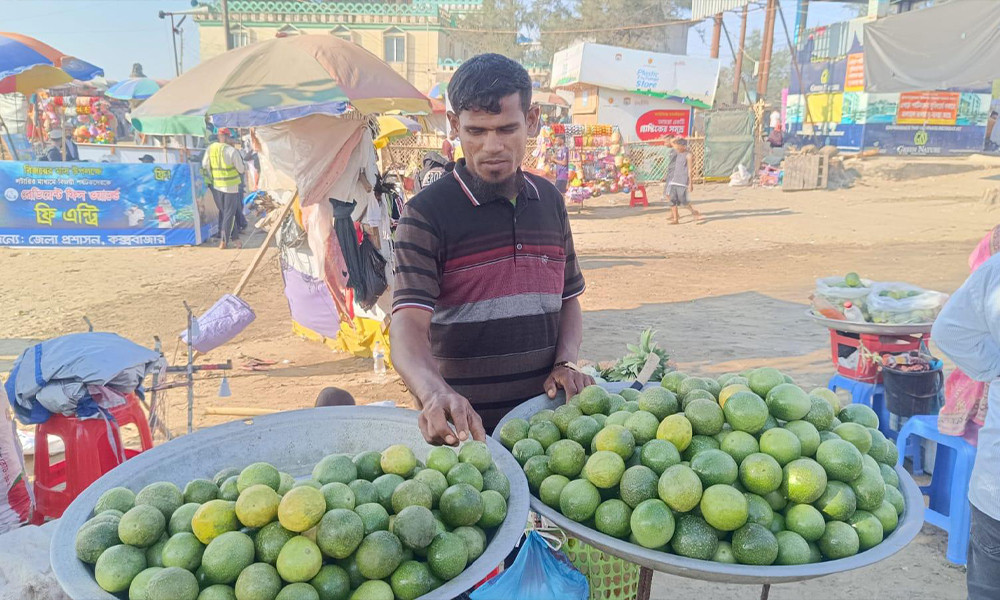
[933,253,1000,599]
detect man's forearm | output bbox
[555,297,584,364]
[390,311,454,407]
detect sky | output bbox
[3,0,863,81]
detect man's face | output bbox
[448,93,539,184]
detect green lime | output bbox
[547,439,587,478]
[348,480,379,506]
[744,493,774,527]
[803,396,835,431]
[781,458,828,504]
[833,423,873,454]
[426,446,459,475]
[389,560,436,600]
[237,464,281,494]
[458,441,493,473]
[849,467,886,511]
[552,405,584,435]
[146,567,199,600]
[625,411,660,445]
[452,526,487,562]
[747,368,786,398]
[235,484,281,528]
[879,463,899,489]
[884,483,905,515]
[184,479,219,505]
[522,455,552,492]
[539,474,571,509]
[810,388,842,414]
[605,411,631,428]
[76,518,121,565]
[700,485,748,531]
[94,544,146,593]
[445,463,483,491]
[511,438,544,466]
[311,564,351,600]
[785,503,826,542]
[234,562,281,600]
[656,414,693,452]
[528,421,561,451]
[783,421,821,457]
[838,404,880,429]
[354,503,390,536]
[595,499,633,539]
[681,435,720,462]
[95,487,135,515]
[765,384,812,422]
[630,499,675,548]
[739,453,783,495]
[201,531,254,585]
[478,490,507,529]
[813,480,857,522]
[847,509,884,551]
[392,505,437,550]
[670,515,718,560]
[660,371,688,394]
[684,399,725,436]
[354,531,403,581]
[127,566,163,600]
[353,451,384,482]
[380,446,417,477]
[690,449,738,487]
[498,419,530,450]
[775,530,811,565]
[119,504,167,548]
[439,484,484,528]
[559,479,601,522]
[657,464,703,513]
[638,387,679,420]
[769,512,785,534]
[607,394,627,413]
[731,523,779,565]
[135,482,184,521]
[594,424,636,460]
[872,501,899,534]
[619,465,659,508]
[720,431,759,464]
[583,451,626,489]
[712,540,737,563]
[640,439,681,475]
[575,385,610,415]
[161,532,204,571]
[867,428,889,463]
[759,428,802,466]
[349,580,393,600]
[481,467,510,501]
[818,521,860,559]
[722,392,769,434]
[427,532,469,581]
[255,521,296,564]
[816,439,864,482]
[566,416,601,448]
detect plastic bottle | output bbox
[843,301,866,323]
[373,341,387,376]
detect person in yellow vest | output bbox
[202,128,246,249]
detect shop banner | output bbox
[635,109,690,141]
[0,161,214,247]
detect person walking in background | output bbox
[664,138,702,225]
[552,135,569,194]
[202,128,245,249]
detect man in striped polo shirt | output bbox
[391,54,592,446]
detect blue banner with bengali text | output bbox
[0,161,215,247]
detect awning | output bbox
[864,0,1000,93]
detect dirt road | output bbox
[3,154,998,597]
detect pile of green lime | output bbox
[76,441,510,600]
[500,368,905,567]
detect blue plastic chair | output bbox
[828,373,922,473]
[896,414,977,565]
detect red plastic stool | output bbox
[33,393,153,522]
[629,186,648,207]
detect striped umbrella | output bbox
[374,115,421,149]
[106,78,161,100]
[0,32,102,94]
[132,35,431,135]
[428,81,448,100]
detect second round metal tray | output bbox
[495,389,926,585]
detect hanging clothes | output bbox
[331,199,387,311]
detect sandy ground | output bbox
[4,153,1000,598]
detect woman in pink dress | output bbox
[938,225,1000,444]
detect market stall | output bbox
[536,123,635,205]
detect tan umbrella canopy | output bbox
[132,35,431,135]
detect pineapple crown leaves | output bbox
[603,328,670,382]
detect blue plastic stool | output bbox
[896,414,977,565]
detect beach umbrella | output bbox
[374,115,421,149]
[428,81,447,100]
[131,35,431,136]
[0,32,102,94]
[106,78,161,100]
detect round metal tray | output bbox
[806,310,933,336]
[495,391,926,585]
[52,406,529,600]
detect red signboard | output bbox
[897,91,960,125]
[635,109,690,141]
[844,53,864,92]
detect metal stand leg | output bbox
[637,566,653,600]
[760,583,771,600]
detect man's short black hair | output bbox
[448,53,532,115]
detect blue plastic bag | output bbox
[470,531,589,600]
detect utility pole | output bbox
[733,3,748,104]
[710,13,723,59]
[794,0,810,48]
[222,0,233,51]
[757,0,778,101]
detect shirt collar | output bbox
[453,159,540,206]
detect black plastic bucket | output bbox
[883,364,943,417]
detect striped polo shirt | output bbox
[393,160,585,427]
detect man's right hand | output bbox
[417,390,486,446]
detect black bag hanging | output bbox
[330,198,387,310]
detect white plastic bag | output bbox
[815,276,873,313]
[729,164,751,187]
[867,282,949,324]
[0,386,31,534]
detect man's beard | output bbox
[465,168,519,202]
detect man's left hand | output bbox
[544,365,594,402]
